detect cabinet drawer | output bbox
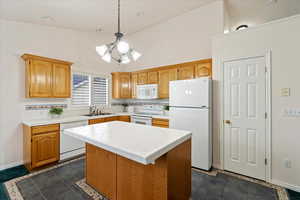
[89,118,106,125]
[118,116,131,122]
[152,118,169,127]
[31,124,60,135]
[105,116,119,122]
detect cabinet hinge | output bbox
[265,113,267,119]
[265,67,267,72]
[265,158,268,165]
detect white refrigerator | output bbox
[169,77,212,170]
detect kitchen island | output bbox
[64,121,192,200]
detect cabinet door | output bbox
[131,73,138,99]
[28,60,53,97]
[158,68,177,99]
[178,65,194,80]
[53,64,71,98]
[138,72,148,85]
[195,63,212,78]
[119,73,131,98]
[148,71,158,84]
[31,132,59,168]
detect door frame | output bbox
[219,51,272,182]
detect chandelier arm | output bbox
[118,0,120,34]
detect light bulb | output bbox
[121,55,130,64]
[96,45,108,56]
[130,50,141,61]
[117,41,130,54]
[102,52,111,63]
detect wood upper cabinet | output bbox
[53,63,71,98]
[27,59,53,98]
[22,54,72,98]
[178,65,194,80]
[148,71,158,84]
[131,73,138,99]
[195,62,212,78]
[112,72,131,99]
[23,124,60,171]
[158,68,177,98]
[137,72,148,85]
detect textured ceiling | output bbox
[1,0,300,34]
[0,0,217,34]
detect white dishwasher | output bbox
[60,120,88,160]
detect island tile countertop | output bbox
[64,121,191,165]
[23,113,169,127]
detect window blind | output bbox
[91,77,108,105]
[72,74,91,106]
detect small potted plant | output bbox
[49,107,63,118]
[163,105,169,116]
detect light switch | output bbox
[281,88,290,97]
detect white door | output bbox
[169,77,211,108]
[224,57,266,180]
[170,107,212,170]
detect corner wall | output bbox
[212,15,300,191]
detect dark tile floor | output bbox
[7,159,279,200]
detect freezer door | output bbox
[170,107,212,170]
[169,77,211,108]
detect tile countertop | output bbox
[64,121,191,165]
[22,113,169,127]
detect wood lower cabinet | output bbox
[112,72,131,99]
[88,116,122,125]
[22,54,72,98]
[137,72,148,85]
[89,118,106,125]
[23,124,60,170]
[32,132,60,169]
[118,116,131,122]
[152,118,169,128]
[158,68,177,98]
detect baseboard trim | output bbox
[271,179,300,192]
[0,161,24,171]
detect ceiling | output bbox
[1,0,300,34]
[226,0,300,31]
[0,0,216,34]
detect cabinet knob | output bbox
[224,120,231,124]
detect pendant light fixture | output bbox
[96,0,141,64]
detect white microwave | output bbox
[137,84,158,99]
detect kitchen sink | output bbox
[83,113,113,117]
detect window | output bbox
[72,73,108,107]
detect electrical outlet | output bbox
[284,159,292,168]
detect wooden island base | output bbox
[86,139,191,200]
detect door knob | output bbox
[224,120,231,124]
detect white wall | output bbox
[125,1,224,72]
[212,15,300,191]
[0,19,121,170]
